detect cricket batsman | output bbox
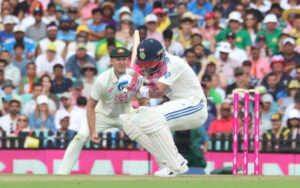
[58,47,162,174]
[117,38,208,177]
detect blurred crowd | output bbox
[0,0,299,153]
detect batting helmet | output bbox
[136,38,165,75]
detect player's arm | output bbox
[87,97,100,144]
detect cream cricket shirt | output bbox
[158,53,206,101]
[90,68,135,118]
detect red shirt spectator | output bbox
[209,102,235,135]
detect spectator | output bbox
[14,114,30,135]
[0,55,20,87]
[226,67,249,96]
[187,0,213,25]
[256,34,273,60]
[256,14,282,54]
[145,14,163,44]
[280,37,300,76]
[87,8,106,42]
[11,44,30,77]
[25,7,46,42]
[208,101,234,135]
[122,1,144,27]
[241,60,261,87]
[23,83,56,116]
[261,93,278,121]
[134,0,153,16]
[81,63,97,97]
[116,15,134,49]
[262,55,292,91]
[20,2,47,30]
[215,11,251,53]
[283,91,300,125]
[29,95,55,132]
[40,74,59,109]
[199,12,219,51]
[70,79,84,104]
[163,29,184,57]
[19,62,39,94]
[56,14,76,43]
[66,25,96,59]
[35,43,64,77]
[55,115,76,148]
[0,98,21,134]
[173,14,193,49]
[0,15,16,45]
[68,7,79,31]
[202,75,222,107]
[217,42,240,84]
[264,113,291,151]
[279,80,300,115]
[201,81,217,118]
[51,64,72,94]
[65,42,96,78]
[95,25,125,59]
[0,95,12,117]
[289,14,300,45]
[0,79,20,110]
[214,0,236,19]
[153,7,170,33]
[97,40,115,74]
[287,109,300,149]
[184,48,200,74]
[257,101,272,135]
[249,43,270,80]
[164,0,179,28]
[37,22,66,57]
[100,2,117,27]
[55,92,86,132]
[138,25,147,41]
[3,25,35,58]
[264,73,281,101]
[44,2,56,23]
[215,31,247,64]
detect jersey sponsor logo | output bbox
[164,71,171,78]
[114,93,129,104]
[236,37,242,43]
[272,37,278,43]
[108,87,113,93]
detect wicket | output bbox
[232,89,260,176]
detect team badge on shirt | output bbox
[164,71,171,78]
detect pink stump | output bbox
[233,93,239,175]
[243,92,249,175]
[254,93,260,176]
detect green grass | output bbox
[0,175,299,188]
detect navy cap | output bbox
[137,38,164,63]
[60,14,71,22]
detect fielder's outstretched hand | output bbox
[91,132,101,145]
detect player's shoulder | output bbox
[165,52,185,65]
[95,69,112,84]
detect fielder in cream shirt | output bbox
[58,47,137,174]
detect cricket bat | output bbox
[122,30,140,94]
[130,30,140,68]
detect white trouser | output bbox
[57,113,123,174]
[154,97,208,131]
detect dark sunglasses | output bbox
[18,119,28,122]
[221,108,231,112]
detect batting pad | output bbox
[120,114,162,166]
[149,127,181,171]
